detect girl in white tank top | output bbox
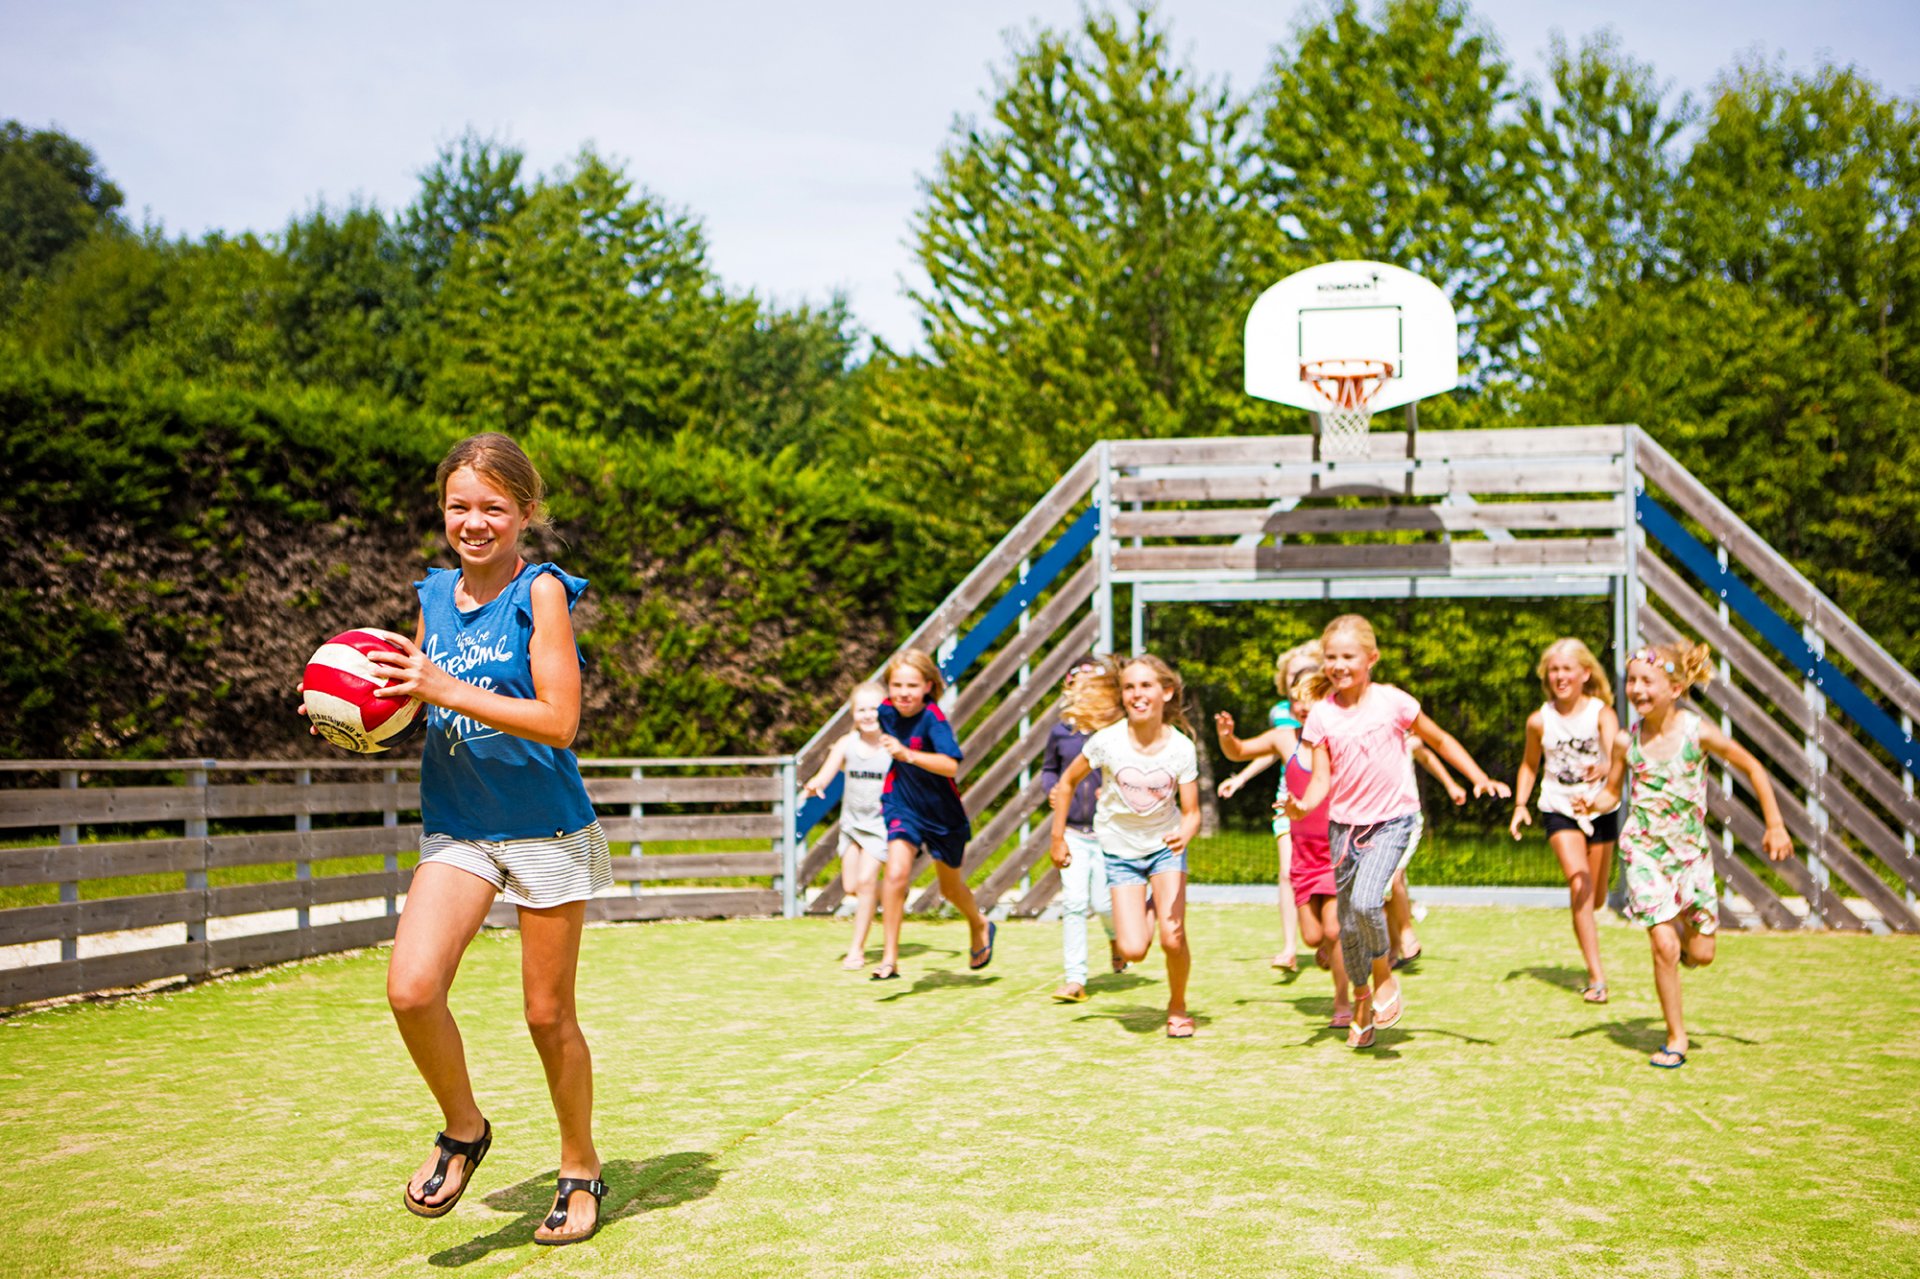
[1509,639,1622,1004]
[800,684,895,970]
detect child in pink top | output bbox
[1286,614,1510,1049]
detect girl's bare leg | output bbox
[844,849,881,967]
[1316,896,1350,1017]
[932,860,990,955]
[1150,870,1191,1017]
[387,862,499,1206]
[1109,882,1155,963]
[1649,921,1687,1055]
[520,900,601,1243]
[1549,829,1607,988]
[1274,834,1300,968]
[1387,869,1420,960]
[877,840,917,972]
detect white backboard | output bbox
[1245,260,1459,412]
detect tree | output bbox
[0,121,124,284]
[398,132,526,290]
[868,7,1266,550]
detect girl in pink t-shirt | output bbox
[1285,614,1510,1049]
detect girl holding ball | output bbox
[308,432,610,1245]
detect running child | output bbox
[800,682,892,971]
[1277,666,1353,1026]
[1509,638,1621,1003]
[1042,657,1125,1003]
[1215,639,1322,971]
[1050,654,1202,1038]
[324,432,609,1245]
[1580,641,1791,1069]
[1284,614,1511,1049]
[870,649,994,981]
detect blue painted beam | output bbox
[793,502,1102,840]
[1636,494,1918,778]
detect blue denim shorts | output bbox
[1104,845,1186,887]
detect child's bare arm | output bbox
[1049,755,1093,866]
[1283,743,1332,820]
[1165,779,1203,852]
[801,736,850,799]
[1219,752,1279,799]
[1410,713,1511,799]
[1698,722,1793,859]
[1509,713,1545,840]
[1577,736,1629,817]
[1412,742,1467,805]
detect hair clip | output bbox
[1630,647,1677,674]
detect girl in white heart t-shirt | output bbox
[1049,654,1202,1038]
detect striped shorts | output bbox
[418,821,612,909]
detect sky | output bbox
[4,0,1917,352]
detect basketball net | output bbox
[1300,358,1395,459]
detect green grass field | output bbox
[1,905,1915,1278]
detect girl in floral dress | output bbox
[1581,640,1792,1069]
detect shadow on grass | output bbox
[1505,964,1588,993]
[428,1151,720,1266]
[1087,972,1154,996]
[875,969,1002,1003]
[1567,1017,1760,1058]
[1074,1003,1212,1035]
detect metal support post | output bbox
[629,765,646,899]
[58,769,78,963]
[1094,441,1115,655]
[779,758,799,919]
[294,767,312,932]
[1802,622,1832,911]
[185,766,209,944]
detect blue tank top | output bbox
[414,561,598,841]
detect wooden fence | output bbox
[7,423,1917,1009]
[0,756,795,1007]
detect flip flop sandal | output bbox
[1271,954,1299,972]
[1110,943,1129,974]
[404,1119,492,1219]
[1581,983,1610,1004]
[1373,987,1404,1030]
[1649,1047,1687,1069]
[869,965,900,981]
[1052,984,1088,1003]
[1347,1021,1376,1050]
[1166,1013,1196,1039]
[535,1176,607,1246]
[969,921,997,971]
[1329,1009,1353,1029]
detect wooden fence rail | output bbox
[0,757,796,1008]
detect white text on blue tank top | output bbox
[424,629,515,753]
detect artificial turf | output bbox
[0,904,1914,1278]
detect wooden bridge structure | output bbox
[4,425,1917,1007]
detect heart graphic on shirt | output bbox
[1113,765,1175,815]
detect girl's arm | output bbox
[1283,742,1332,820]
[1049,755,1094,866]
[1592,706,1621,782]
[1164,778,1203,852]
[1412,742,1468,805]
[882,733,959,778]
[1577,736,1629,817]
[1509,712,1545,840]
[1409,713,1511,799]
[801,735,850,799]
[1217,752,1280,800]
[373,581,581,748]
[1698,722,1793,859]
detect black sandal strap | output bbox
[543,1177,607,1229]
[421,1122,491,1197]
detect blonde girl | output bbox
[801,683,892,970]
[1581,640,1791,1069]
[1215,639,1323,971]
[1509,638,1621,1003]
[1050,655,1203,1038]
[342,433,609,1245]
[870,649,994,981]
[1044,657,1126,1002]
[1285,615,1511,1049]
[1277,668,1352,1025]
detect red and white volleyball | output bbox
[300,628,423,754]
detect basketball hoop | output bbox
[1300,358,1395,458]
